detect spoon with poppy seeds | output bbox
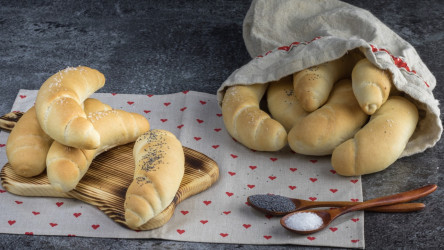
[280,184,437,235]
[248,192,427,216]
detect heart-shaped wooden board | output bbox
[0,112,219,231]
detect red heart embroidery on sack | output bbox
[177,229,185,234]
[350,179,359,184]
[19,95,27,99]
[194,137,201,141]
[0,189,6,193]
[309,197,317,201]
[223,211,231,215]
[216,113,222,117]
[127,101,134,105]
[330,170,337,174]
[196,119,204,124]
[32,211,40,215]
[243,224,251,229]
[329,227,338,232]
[247,184,255,189]
[289,168,297,172]
[228,172,236,176]
[8,220,16,225]
[214,128,221,132]
[160,119,168,123]
[263,235,272,240]
[351,218,360,222]
[307,236,316,241]
[269,157,277,162]
[200,100,206,105]
[67,234,76,237]
[111,93,117,96]
[0,144,5,147]
[309,178,318,182]
[230,154,238,159]
[164,102,171,106]
[147,94,154,97]
[56,202,63,207]
[143,110,151,114]
[351,198,359,202]
[200,220,208,224]
[289,186,296,190]
[49,223,58,227]
[15,201,23,204]
[180,107,187,111]
[73,213,81,218]
[177,124,184,129]
[180,211,189,215]
[212,145,219,149]
[182,90,189,94]
[91,224,100,230]
[310,159,318,163]
[268,176,276,180]
[25,232,33,235]
[203,201,212,206]
[226,192,234,197]
[330,189,338,193]
[220,233,228,237]
[351,239,360,243]
[265,214,273,219]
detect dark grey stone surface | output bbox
[0,0,442,249]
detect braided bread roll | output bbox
[124,129,185,229]
[222,84,287,151]
[266,75,308,131]
[293,51,363,112]
[35,66,105,150]
[6,107,53,177]
[47,100,150,192]
[331,96,419,176]
[288,79,369,155]
[352,58,393,115]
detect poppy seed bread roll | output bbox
[266,75,308,131]
[293,51,363,112]
[288,79,369,155]
[124,129,185,229]
[222,84,287,151]
[35,66,105,150]
[331,96,419,176]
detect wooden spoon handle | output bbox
[365,202,425,212]
[343,184,437,214]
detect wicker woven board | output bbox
[0,112,219,231]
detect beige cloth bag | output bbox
[217,0,442,157]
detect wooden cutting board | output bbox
[0,111,219,231]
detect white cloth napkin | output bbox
[0,89,364,248]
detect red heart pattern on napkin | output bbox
[0,90,363,248]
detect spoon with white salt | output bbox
[280,184,437,235]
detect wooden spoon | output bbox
[280,184,437,235]
[247,194,426,216]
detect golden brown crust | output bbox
[35,66,105,149]
[222,84,287,151]
[332,96,419,176]
[124,129,185,229]
[288,79,368,156]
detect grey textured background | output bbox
[1,0,443,249]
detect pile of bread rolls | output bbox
[5,66,185,229]
[222,51,419,176]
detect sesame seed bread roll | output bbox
[293,51,363,112]
[222,84,287,151]
[331,96,419,176]
[352,58,393,115]
[288,79,369,155]
[35,66,105,150]
[47,101,150,192]
[266,75,308,131]
[6,106,53,177]
[124,129,185,229]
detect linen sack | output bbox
[217,0,442,157]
